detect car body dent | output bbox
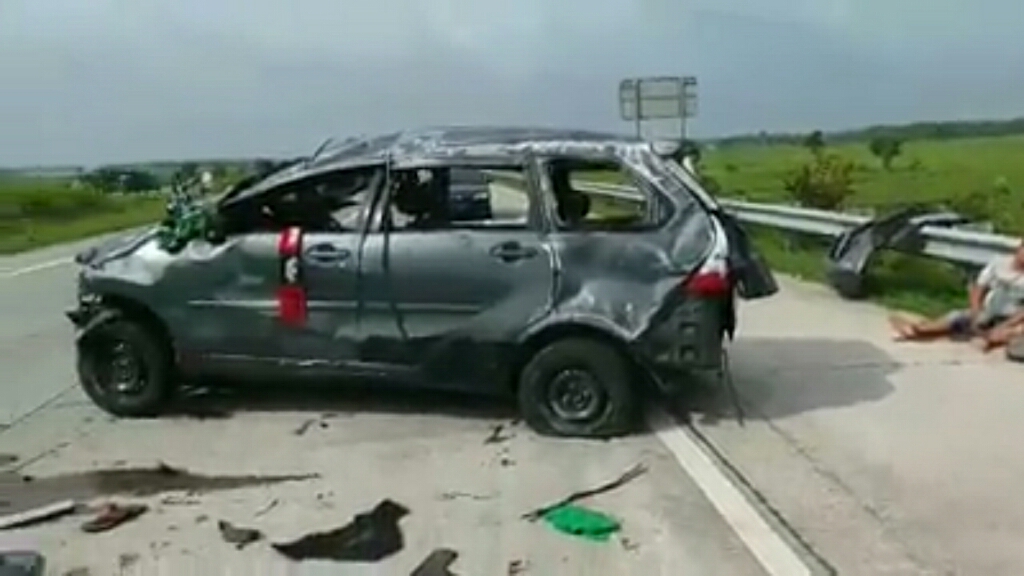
[68,125,776,397]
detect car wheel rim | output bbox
[94,339,148,396]
[547,369,606,423]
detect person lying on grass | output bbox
[890,239,1024,352]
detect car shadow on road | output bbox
[167,381,519,422]
[682,337,900,425]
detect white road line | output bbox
[648,407,813,576]
[0,257,71,279]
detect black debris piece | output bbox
[521,463,648,521]
[293,419,316,436]
[507,559,527,575]
[218,520,263,549]
[0,454,18,467]
[410,548,459,576]
[272,499,410,562]
[484,424,513,445]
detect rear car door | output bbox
[357,161,554,390]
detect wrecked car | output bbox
[66,127,778,438]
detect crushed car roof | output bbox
[226,126,653,203]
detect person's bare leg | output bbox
[979,315,1024,352]
[889,313,955,341]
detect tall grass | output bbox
[0,180,165,254]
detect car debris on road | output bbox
[410,548,460,576]
[272,498,410,562]
[65,126,777,439]
[217,519,262,550]
[79,502,147,533]
[521,462,648,521]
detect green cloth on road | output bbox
[541,504,621,542]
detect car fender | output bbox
[72,307,123,345]
[518,312,636,350]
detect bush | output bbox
[782,153,857,210]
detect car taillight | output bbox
[685,271,730,297]
[684,259,731,297]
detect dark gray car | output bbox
[66,126,777,438]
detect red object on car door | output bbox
[276,226,307,326]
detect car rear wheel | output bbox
[76,316,174,417]
[517,338,637,438]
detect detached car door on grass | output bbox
[358,162,554,390]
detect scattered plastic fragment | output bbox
[521,462,647,521]
[410,548,459,576]
[80,503,147,533]
[272,499,409,562]
[0,551,44,576]
[0,500,77,530]
[541,504,620,542]
[218,520,263,549]
[507,559,528,575]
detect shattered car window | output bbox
[546,158,667,231]
[385,165,530,231]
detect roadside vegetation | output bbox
[701,128,1024,316]
[0,161,251,254]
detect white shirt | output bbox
[978,256,1024,319]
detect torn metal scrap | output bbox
[0,551,45,576]
[272,499,409,562]
[521,462,648,521]
[410,548,459,576]
[0,500,77,531]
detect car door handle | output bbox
[304,243,351,265]
[489,241,538,262]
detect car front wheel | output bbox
[517,338,637,438]
[76,315,174,418]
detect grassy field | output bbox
[702,134,1024,315]
[0,179,166,254]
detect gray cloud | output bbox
[1,0,1021,165]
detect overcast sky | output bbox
[2,0,1022,165]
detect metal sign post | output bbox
[619,76,697,141]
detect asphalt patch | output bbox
[0,463,317,517]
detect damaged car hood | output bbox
[74,226,162,268]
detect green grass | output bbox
[0,180,166,254]
[702,134,1024,316]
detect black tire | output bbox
[517,338,637,438]
[76,315,174,418]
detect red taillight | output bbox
[684,270,731,297]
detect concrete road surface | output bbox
[3,207,1024,574]
[0,238,777,575]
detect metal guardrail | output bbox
[485,169,1020,299]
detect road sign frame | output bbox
[618,76,697,139]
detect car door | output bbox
[357,160,554,389]
[183,171,377,378]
